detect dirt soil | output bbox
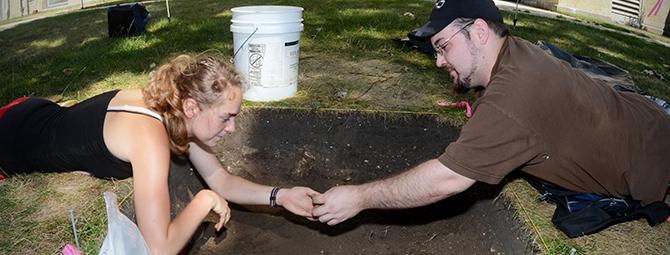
[148,109,533,254]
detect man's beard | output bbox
[451,42,485,95]
[452,51,482,95]
[453,75,472,94]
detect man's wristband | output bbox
[270,187,281,207]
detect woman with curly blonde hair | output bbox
[0,54,318,254]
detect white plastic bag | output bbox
[99,192,151,255]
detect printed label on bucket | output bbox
[246,41,299,88]
[247,43,265,89]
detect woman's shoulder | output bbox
[103,103,169,162]
[109,89,146,106]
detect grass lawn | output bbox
[1,0,669,254]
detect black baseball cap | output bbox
[409,0,503,39]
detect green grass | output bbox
[0,173,132,254]
[552,9,670,47]
[0,175,49,252]
[0,174,84,254]
[1,0,669,254]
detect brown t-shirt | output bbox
[438,36,670,205]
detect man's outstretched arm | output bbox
[311,159,476,225]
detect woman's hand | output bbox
[276,187,321,220]
[205,190,231,231]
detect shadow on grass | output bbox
[0,1,228,101]
[511,13,669,76]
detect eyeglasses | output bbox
[433,21,475,59]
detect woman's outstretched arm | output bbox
[188,141,319,219]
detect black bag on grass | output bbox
[524,175,670,238]
[536,40,641,94]
[107,3,151,37]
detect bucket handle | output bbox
[231,26,259,63]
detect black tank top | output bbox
[0,90,135,179]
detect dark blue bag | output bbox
[525,175,669,237]
[107,3,151,37]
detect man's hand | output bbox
[276,187,321,220]
[311,185,364,226]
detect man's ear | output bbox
[182,98,200,118]
[473,18,490,45]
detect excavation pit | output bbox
[161,109,531,254]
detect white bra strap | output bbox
[107,105,163,122]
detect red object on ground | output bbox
[436,100,472,118]
[62,243,82,255]
[0,97,28,182]
[0,97,29,119]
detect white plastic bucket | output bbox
[230,5,303,102]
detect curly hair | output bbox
[142,55,241,154]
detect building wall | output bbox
[640,0,670,35]
[536,0,669,37]
[517,0,560,11]
[43,0,70,10]
[555,0,613,20]
[7,0,24,18]
[1,0,104,20]
[10,0,43,17]
[1,0,7,20]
